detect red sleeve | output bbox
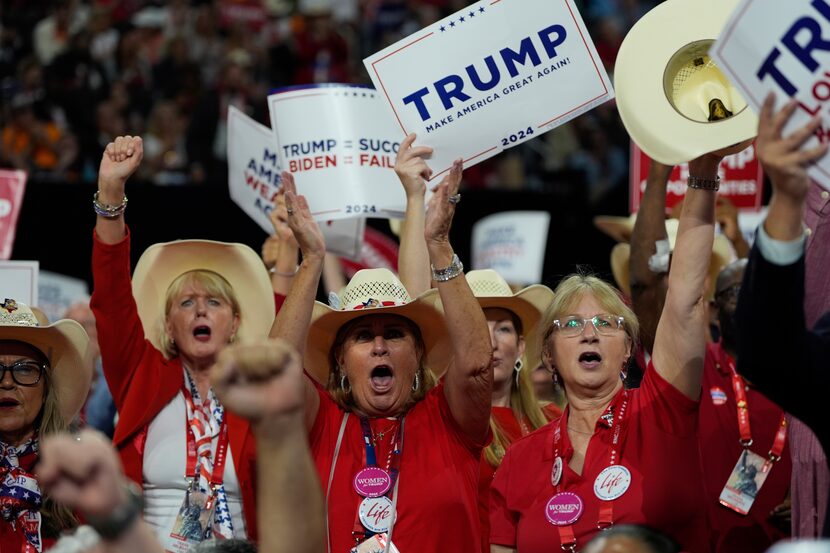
[274,293,286,313]
[90,228,166,409]
[489,447,518,547]
[638,360,699,437]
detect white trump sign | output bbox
[227,105,366,260]
[0,260,39,306]
[711,0,830,190]
[364,0,613,181]
[472,211,551,285]
[267,85,407,221]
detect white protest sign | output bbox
[0,260,39,306]
[267,85,407,221]
[472,211,551,285]
[364,0,613,181]
[227,105,366,260]
[37,271,90,323]
[711,0,830,190]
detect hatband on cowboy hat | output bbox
[610,231,733,299]
[615,0,757,165]
[0,299,93,421]
[132,240,275,353]
[305,268,449,384]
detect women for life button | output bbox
[353,467,392,498]
[359,496,395,534]
[545,492,584,526]
[593,465,632,501]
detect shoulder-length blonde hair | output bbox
[326,315,437,413]
[539,273,639,370]
[159,270,241,358]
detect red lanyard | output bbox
[551,390,630,550]
[726,358,787,460]
[183,388,230,491]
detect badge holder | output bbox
[165,480,218,553]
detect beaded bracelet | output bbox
[431,253,464,282]
[93,191,128,219]
[687,176,721,191]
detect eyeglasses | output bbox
[552,314,625,337]
[0,361,45,386]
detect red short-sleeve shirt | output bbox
[699,342,791,552]
[309,382,485,553]
[490,363,710,553]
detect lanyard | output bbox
[551,390,630,551]
[182,387,230,491]
[725,357,787,460]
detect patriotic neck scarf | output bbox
[0,437,42,553]
[182,369,234,540]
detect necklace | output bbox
[372,419,399,441]
[567,425,595,435]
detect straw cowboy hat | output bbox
[615,0,758,164]
[594,214,682,246]
[132,240,275,353]
[609,229,733,299]
[437,270,554,364]
[305,268,449,383]
[0,299,93,421]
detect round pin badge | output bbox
[710,386,728,406]
[593,465,632,501]
[551,456,563,486]
[353,467,392,498]
[544,492,584,526]
[358,496,395,534]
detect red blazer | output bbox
[90,229,258,540]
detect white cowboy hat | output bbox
[433,270,554,364]
[305,268,448,383]
[594,214,683,246]
[132,240,275,353]
[0,299,93,421]
[610,231,733,300]
[615,0,758,164]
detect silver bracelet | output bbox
[93,191,128,219]
[687,176,721,191]
[269,265,299,277]
[431,254,464,282]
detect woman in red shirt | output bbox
[90,136,275,546]
[490,152,731,553]
[272,163,493,553]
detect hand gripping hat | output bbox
[615,0,758,164]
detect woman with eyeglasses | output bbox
[488,149,742,553]
[0,299,93,550]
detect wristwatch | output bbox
[85,482,144,541]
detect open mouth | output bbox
[0,398,20,408]
[193,326,212,341]
[370,365,394,393]
[578,351,602,369]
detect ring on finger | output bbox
[286,207,295,215]
[448,193,461,205]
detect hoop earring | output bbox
[551,368,559,388]
[411,372,420,392]
[340,373,351,394]
[514,359,523,387]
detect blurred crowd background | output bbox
[0,0,657,206]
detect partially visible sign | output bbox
[227,105,366,260]
[268,85,407,220]
[0,260,39,306]
[37,271,90,323]
[0,170,27,260]
[711,0,830,190]
[472,211,550,285]
[630,143,764,213]
[364,0,613,180]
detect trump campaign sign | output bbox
[267,85,408,221]
[364,0,613,181]
[630,143,764,213]
[711,0,830,190]
[472,211,551,285]
[227,105,366,260]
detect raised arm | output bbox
[262,191,300,296]
[652,143,746,399]
[395,133,434,297]
[426,160,493,444]
[95,136,142,245]
[629,159,673,355]
[269,172,325,426]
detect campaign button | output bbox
[544,492,584,526]
[358,496,395,534]
[710,386,728,406]
[353,467,392,498]
[593,465,632,501]
[551,456,563,486]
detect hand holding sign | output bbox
[425,159,463,247]
[283,172,327,262]
[395,133,433,198]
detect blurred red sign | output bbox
[0,170,27,260]
[629,143,764,213]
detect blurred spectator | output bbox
[293,5,351,84]
[32,0,90,66]
[141,100,191,186]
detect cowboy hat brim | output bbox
[1,320,93,421]
[615,0,758,165]
[132,240,275,353]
